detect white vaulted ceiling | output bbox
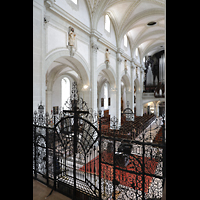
[86,0,165,59]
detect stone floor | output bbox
[33,179,71,200]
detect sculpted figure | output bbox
[105,48,110,62]
[124,60,128,71]
[68,27,76,46]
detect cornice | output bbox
[91,29,102,39]
[132,58,141,68]
[98,36,117,52]
[121,52,132,62]
[48,3,91,35]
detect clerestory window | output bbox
[105,14,110,33]
[71,0,77,4]
[124,34,127,47]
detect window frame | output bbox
[124,34,128,48]
[66,0,79,11]
[105,14,111,33]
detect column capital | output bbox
[131,61,136,69]
[117,48,124,54]
[91,42,99,53]
[91,29,102,39]
[117,52,122,63]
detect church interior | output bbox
[33,0,166,199]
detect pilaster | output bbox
[46,90,52,113]
[153,101,157,116]
[136,90,143,116]
[109,89,117,119]
[116,48,122,126]
[90,35,99,112]
[131,62,135,112]
[136,67,144,116]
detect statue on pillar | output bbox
[105,48,110,62]
[124,60,128,74]
[68,27,76,46]
[105,48,110,68]
[67,26,77,57]
[124,60,128,70]
[136,66,138,78]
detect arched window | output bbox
[105,14,110,33]
[135,47,139,57]
[124,34,127,47]
[72,0,77,3]
[61,77,70,110]
[104,83,108,109]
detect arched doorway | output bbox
[96,64,116,117]
[121,73,131,113]
[45,52,90,114]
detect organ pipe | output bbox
[146,64,153,86]
[159,54,165,84]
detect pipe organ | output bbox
[144,51,165,93]
[159,53,165,84]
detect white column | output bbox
[90,35,98,112]
[126,90,131,108]
[153,101,157,116]
[136,90,142,116]
[46,90,52,114]
[116,49,122,127]
[33,1,45,111]
[156,102,159,117]
[131,62,135,113]
[81,87,90,107]
[136,67,144,116]
[109,89,117,118]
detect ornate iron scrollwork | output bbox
[33,81,166,200]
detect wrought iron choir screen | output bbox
[33,82,166,200]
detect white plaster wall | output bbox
[33,0,44,111]
[33,0,147,117]
[52,77,62,108]
[76,39,89,65]
[127,62,131,77]
[47,25,66,53]
[133,49,141,63]
[55,0,90,28]
[110,51,116,74]
[97,15,117,47]
[120,37,131,57]
[97,50,105,68]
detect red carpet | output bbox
[79,151,158,193]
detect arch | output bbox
[121,71,131,89]
[96,63,116,88]
[156,100,165,107]
[131,29,165,57]
[45,48,90,86]
[142,41,165,58]
[46,66,81,91]
[143,100,154,106]
[134,78,140,92]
